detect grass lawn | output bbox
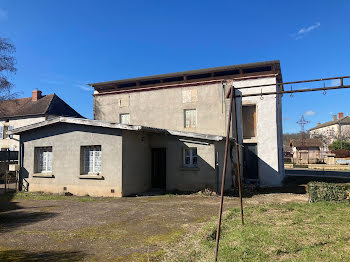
[173,202,350,262]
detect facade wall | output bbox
[148,134,229,192]
[121,130,152,196]
[0,116,46,151]
[93,76,283,187]
[94,82,228,136]
[234,77,284,186]
[20,124,123,197]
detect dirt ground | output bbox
[0,192,307,261]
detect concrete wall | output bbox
[148,134,229,192]
[234,77,284,186]
[20,124,123,197]
[94,76,282,187]
[0,116,46,151]
[121,130,152,196]
[94,82,228,136]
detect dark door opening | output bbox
[243,143,259,181]
[151,148,166,189]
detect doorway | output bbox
[243,143,259,181]
[151,148,166,189]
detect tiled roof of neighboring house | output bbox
[309,116,350,131]
[290,139,323,148]
[0,94,83,119]
[10,117,227,142]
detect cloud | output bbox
[0,8,8,21]
[293,22,320,40]
[76,84,93,91]
[304,110,316,116]
[330,79,341,86]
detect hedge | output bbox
[308,182,350,202]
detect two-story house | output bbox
[309,112,350,151]
[90,60,284,187]
[0,89,83,152]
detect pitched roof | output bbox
[10,117,226,142]
[309,116,350,131]
[290,139,322,148]
[0,94,83,119]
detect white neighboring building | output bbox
[309,113,350,151]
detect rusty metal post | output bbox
[233,88,244,226]
[214,86,235,261]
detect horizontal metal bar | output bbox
[236,75,350,90]
[237,84,350,98]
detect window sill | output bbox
[179,167,200,171]
[33,173,54,178]
[79,174,104,180]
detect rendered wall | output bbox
[20,124,123,197]
[94,82,228,136]
[0,116,46,151]
[234,77,284,186]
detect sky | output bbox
[0,0,350,133]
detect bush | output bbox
[331,149,350,158]
[308,182,350,202]
[329,140,350,151]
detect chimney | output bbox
[32,89,42,101]
[333,115,337,121]
[338,112,344,119]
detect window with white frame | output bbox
[184,109,196,128]
[183,148,198,168]
[35,147,52,173]
[119,113,130,124]
[82,146,102,174]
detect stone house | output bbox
[11,117,232,197]
[0,89,82,152]
[309,113,350,151]
[290,139,322,164]
[90,61,284,187]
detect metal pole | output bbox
[214,85,234,261]
[233,88,244,226]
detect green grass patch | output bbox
[175,202,350,262]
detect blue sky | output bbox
[1,0,350,133]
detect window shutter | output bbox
[9,125,14,139]
[0,126,3,140]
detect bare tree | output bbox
[0,37,17,100]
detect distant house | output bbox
[0,90,82,152]
[309,112,350,150]
[290,139,322,164]
[11,117,232,197]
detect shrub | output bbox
[331,149,350,158]
[329,140,350,151]
[308,182,350,202]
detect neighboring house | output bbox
[309,113,350,150]
[0,90,82,152]
[290,139,322,164]
[11,117,232,197]
[90,60,284,187]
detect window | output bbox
[183,148,198,168]
[184,109,196,128]
[82,146,102,174]
[242,105,257,139]
[120,113,130,124]
[35,147,52,173]
[5,125,14,139]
